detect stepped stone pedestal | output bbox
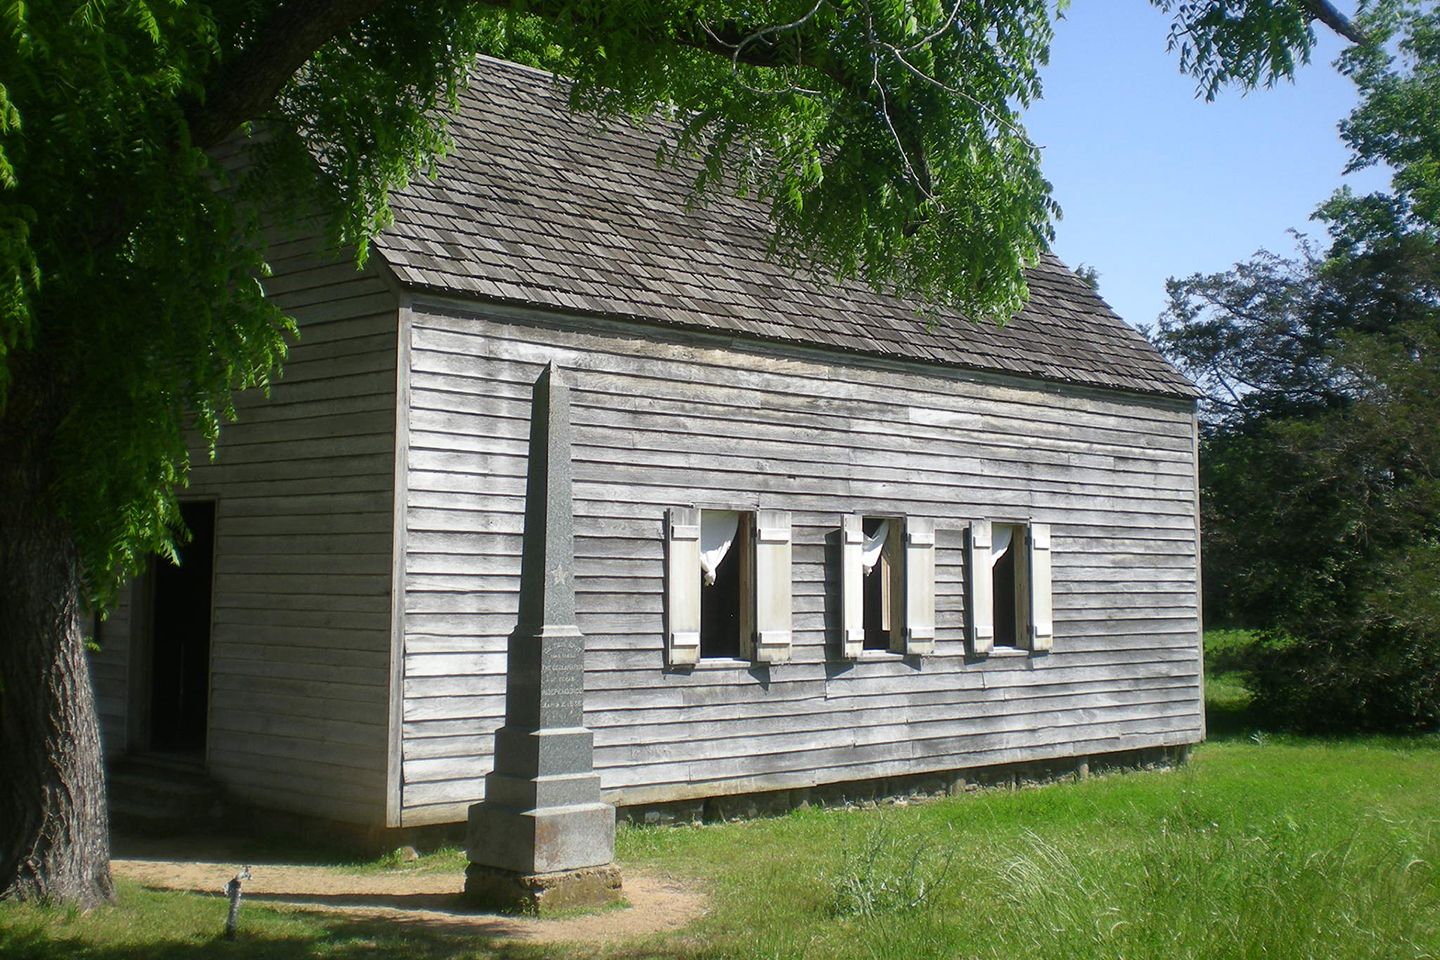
[464,363,621,914]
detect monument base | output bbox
[466,798,616,874]
[464,862,623,915]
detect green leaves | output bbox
[1155,2,1440,732]
[488,0,1057,318]
[0,1,289,598]
[1336,1,1440,229]
[1152,0,1319,100]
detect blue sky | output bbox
[1023,3,1390,330]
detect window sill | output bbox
[692,657,762,670]
[985,647,1033,658]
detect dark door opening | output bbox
[148,500,215,754]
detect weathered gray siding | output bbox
[93,226,400,826]
[91,590,135,758]
[182,234,399,825]
[398,301,1202,826]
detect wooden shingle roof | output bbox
[375,58,1198,400]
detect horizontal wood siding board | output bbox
[588,693,1201,752]
[408,378,1195,448]
[406,392,1194,467]
[216,555,390,577]
[406,398,1198,476]
[90,584,135,756]
[211,406,398,445]
[214,643,389,669]
[582,678,1199,730]
[213,689,388,725]
[591,707,1202,773]
[181,232,398,827]
[610,728,1201,798]
[220,533,394,556]
[399,307,1201,821]
[393,611,1196,642]
[407,385,1197,471]
[221,708,386,747]
[407,318,1192,429]
[595,717,1201,788]
[209,747,385,800]
[580,662,1198,698]
[408,447,1198,510]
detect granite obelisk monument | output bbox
[465,362,621,912]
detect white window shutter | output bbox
[1028,522,1054,652]
[968,520,994,655]
[840,514,864,659]
[904,517,936,655]
[749,509,793,663]
[666,507,701,666]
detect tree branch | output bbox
[185,0,392,150]
[183,0,835,152]
[1297,0,1366,46]
[687,19,828,71]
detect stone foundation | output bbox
[618,745,1192,826]
[127,744,1194,854]
[464,862,623,915]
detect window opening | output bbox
[861,517,895,650]
[700,510,748,659]
[991,523,1025,647]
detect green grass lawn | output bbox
[5,635,1438,959]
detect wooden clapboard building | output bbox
[92,58,1204,832]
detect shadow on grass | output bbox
[0,871,708,960]
[109,831,389,870]
[1201,629,1272,744]
[0,911,574,960]
[1205,694,1265,742]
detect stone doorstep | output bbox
[464,862,623,916]
[106,755,234,833]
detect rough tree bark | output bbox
[0,360,115,910]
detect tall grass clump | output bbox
[825,815,954,918]
[995,812,1439,959]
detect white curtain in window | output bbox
[699,510,740,585]
[861,520,891,574]
[990,524,1013,568]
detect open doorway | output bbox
[145,500,216,755]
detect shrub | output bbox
[1246,619,1440,734]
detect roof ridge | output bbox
[375,57,1198,400]
[470,52,561,82]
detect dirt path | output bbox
[112,858,707,944]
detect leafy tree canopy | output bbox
[1154,0,1440,731]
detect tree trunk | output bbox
[0,390,115,909]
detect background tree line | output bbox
[1155,0,1440,733]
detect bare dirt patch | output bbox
[111,857,707,944]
